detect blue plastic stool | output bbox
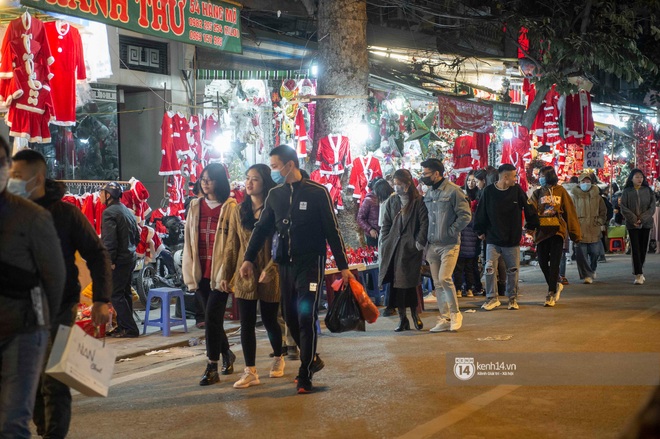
[143,287,188,336]
[359,267,380,303]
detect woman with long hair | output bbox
[357,178,384,248]
[529,166,581,307]
[378,169,429,331]
[619,168,656,284]
[219,164,284,388]
[183,163,236,386]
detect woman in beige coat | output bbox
[220,164,282,388]
[183,163,237,386]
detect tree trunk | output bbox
[312,0,369,249]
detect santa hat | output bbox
[299,78,315,96]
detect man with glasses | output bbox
[420,158,471,333]
[0,138,65,438]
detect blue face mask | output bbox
[539,177,547,186]
[271,169,284,185]
[580,183,591,192]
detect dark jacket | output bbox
[529,184,581,244]
[459,220,480,259]
[35,180,112,306]
[378,195,429,289]
[474,183,539,247]
[244,178,349,269]
[620,185,656,230]
[357,192,380,235]
[101,201,139,266]
[0,190,65,338]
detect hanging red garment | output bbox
[316,134,352,175]
[501,126,530,192]
[202,113,220,162]
[167,175,185,219]
[348,154,383,203]
[452,134,476,185]
[148,207,169,234]
[522,78,536,109]
[121,177,151,222]
[159,111,181,176]
[294,108,308,158]
[531,85,561,145]
[473,133,490,169]
[94,193,105,235]
[189,114,203,160]
[172,112,190,156]
[44,21,86,126]
[563,90,595,145]
[310,169,343,212]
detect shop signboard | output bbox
[20,0,242,53]
[584,144,604,169]
[437,95,494,133]
[492,102,526,123]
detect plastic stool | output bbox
[609,238,624,252]
[143,287,188,336]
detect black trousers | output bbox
[536,235,564,294]
[196,278,229,361]
[279,255,325,382]
[33,302,77,439]
[237,299,282,367]
[111,260,139,335]
[628,228,651,275]
[453,257,477,291]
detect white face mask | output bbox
[7,176,37,199]
[0,165,8,193]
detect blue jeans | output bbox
[0,329,49,439]
[426,243,461,320]
[485,244,520,299]
[575,241,603,279]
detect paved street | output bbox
[65,253,660,439]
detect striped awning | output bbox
[195,69,312,81]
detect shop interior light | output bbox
[620,150,628,158]
[213,130,233,153]
[351,115,370,145]
[502,128,514,140]
[311,64,318,76]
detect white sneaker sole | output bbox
[233,378,261,389]
[481,301,501,311]
[269,370,284,378]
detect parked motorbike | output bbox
[132,215,186,309]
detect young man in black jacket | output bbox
[240,145,354,394]
[101,181,141,338]
[473,164,539,311]
[9,149,112,439]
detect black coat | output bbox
[36,180,112,306]
[102,200,139,266]
[378,195,429,289]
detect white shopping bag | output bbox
[45,324,117,397]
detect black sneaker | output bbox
[296,378,313,394]
[199,364,219,386]
[287,346,300,360]
[221,350,236,375]
[294,354,324,383]
[110,329,139,338]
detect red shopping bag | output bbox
[349,278,379,324]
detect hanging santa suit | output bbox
[531,85,561,145]
[121,177,151,223]
[44,21,86,126]
[159,111,181,175]
[148,207,169,235]
[563,90,595,145]
[167,175,185,219]
[452,134,476,186]
[316,134,352,175]
[203,112,220,162]
[310,170,343,212]
[294,107,308,158]
[348,154,383,203]
[472,133,490,169]
[173,112,190,156]
[0,14,55,145]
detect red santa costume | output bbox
[348,154,383,203]
[310,169,343,212]
[202,112,220,162]
[159,111,181,175]
[294,108,308,158]
[167,175,185,219]
[44,21,86,126]
[173,112,190,157]
[0,13,55,143]
[531,85,561,145]
[563,90,595,145]
[121,177,151,223]
[148,207,169,235]
[452,134,476,186]
[316,134,352,175]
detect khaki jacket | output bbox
[570,185,607,243]
[220,205,279,302]
[182,197,237,291]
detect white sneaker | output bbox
[544,294,556,307]
[634,274,644,285]
[555,283,563,302]
[269,355,285,378]
[508,298,519,310]
[583,277,593,284]
[450,312,463,331]
[641,274,646,282]
[465,289,474,297]
[429,318,451,333]
[233,367,260,389]
[593,273,597,280]
[481,298,501,311]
